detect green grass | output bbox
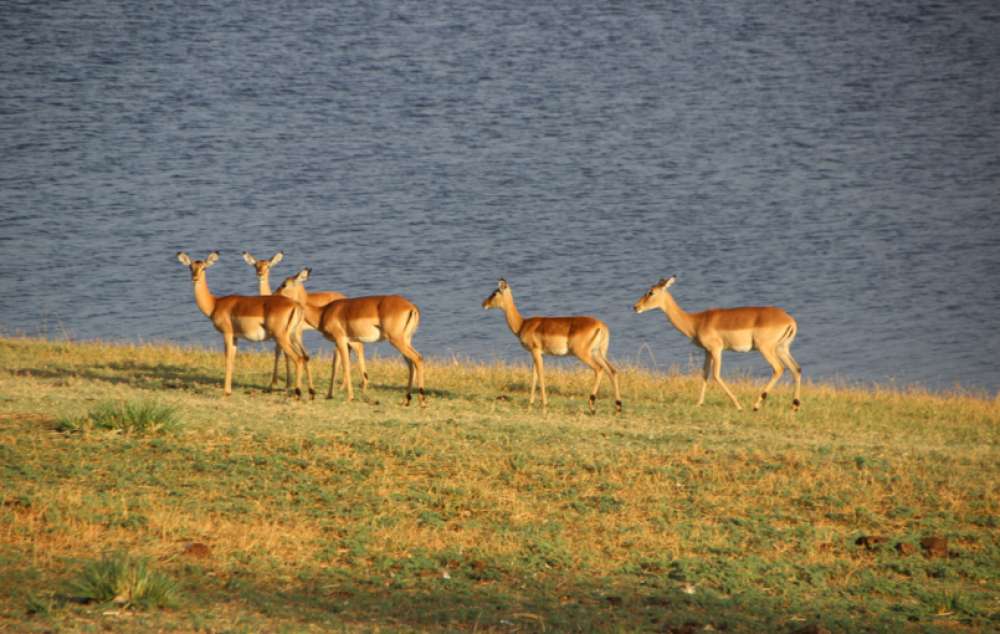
[65,551,180,610]
[0,336,998,632]
[56,400,181,435]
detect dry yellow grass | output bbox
[1,336,998,632]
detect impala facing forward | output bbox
[483,279,621,413]
[633,276,801,411]
[177,251,314,398]
[243,251,368,392]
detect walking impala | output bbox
[176,251,314,398]
[482,279,622,413]
[276,273,425,406]
[632,276,801,411]
[242,251,367,392]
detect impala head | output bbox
[633,275,676,313]
[177,251,219,282]
[242,250,284,279]
[482,278,510,310]
[275,267,311,301]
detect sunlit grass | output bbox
[0,336,997,632]
[55,400,181,435]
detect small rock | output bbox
[183,542,212,558]
[665,622,702,634]
[920,536,948,558]
[895,542,917,556]
[791,625,831,634]
[855,535,886,550]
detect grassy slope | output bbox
[0,336,997,632]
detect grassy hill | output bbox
[1,336,997,632]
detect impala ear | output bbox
[270,251,284,266]
[242,251,257,266]
[177,252,192,266]
[295,267,311,282]
[205,251,220,267]
[657,276,676,289]
[497,278,508,290]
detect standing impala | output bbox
[176,251,314,398]
[633,276,801,411]
[276,274,425,406]
[482,279,622,414]
[243,251,368,392]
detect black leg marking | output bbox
[793,398,801,407]
[364,372,369,381]
[294,387,302,398]
[309,388,316,400]
[761,392,768,400]
[615,399,622,413]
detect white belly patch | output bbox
[241,327,268,342]
[354,325,383,344]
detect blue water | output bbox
[2,0,999,393]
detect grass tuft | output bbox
[56,400,181,435]
[65,552,180,610]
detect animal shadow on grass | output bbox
[9,362,257,394]
[358,382,453,399]
[197,569,843,633]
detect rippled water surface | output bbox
[2,0,999,392]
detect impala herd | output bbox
[177,251,802,413]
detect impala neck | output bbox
[302,303,322,330]
[258,273,272,296]
[501,293,525,336]
[192,275,217,318]
[660,291,696,339]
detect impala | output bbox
[482,279,622,413]
[176,251,314,398]
[243,251,368,392]
[276,273,425,406]
[633,276,801,411]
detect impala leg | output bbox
[284,353,293,390]
[531,349,547,409]
[336,339,354,402]
[753,347,784,411]
[392,338,425,407]
[223,333,237,396]
[778,346,802,411]
[339,348,351,390]
[596,351,622,413]
[269,344,282,392]
[575,349,603,414]
[528,357,538,406]
[274,333,304,399]
[697,352,712,406]
[293,332,315,399]
[351,342,369,393]
[326,346,339,399]
[710,349,742,410]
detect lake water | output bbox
[2,0,999,393]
